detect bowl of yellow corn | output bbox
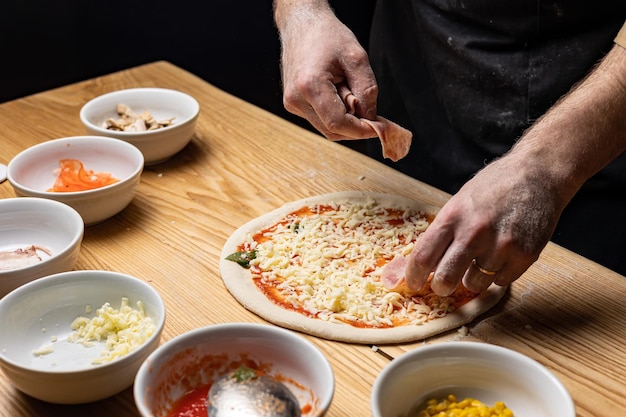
[370,341,575,417]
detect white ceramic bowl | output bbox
[0,270,166,404]
[80,88,200,165]
[7,136,144,225]
[134,323,335,417]
[371,341,575,417]
[0,197,84,298]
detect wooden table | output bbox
[1,61,625,417]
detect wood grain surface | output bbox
[0,61,624,417]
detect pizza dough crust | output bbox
[220,191,507,344]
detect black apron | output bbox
[364,1,626,273]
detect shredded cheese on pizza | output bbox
[239,197,469,328]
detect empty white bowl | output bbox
[134,323,335,417]
[371,341,575,417]
[80,88,200,165]
[0,270,166,404]
[7,136,144,225]
[0,197,84,298]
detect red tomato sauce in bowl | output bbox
[165,372,313,417]
[167,383,211,417]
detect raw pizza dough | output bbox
[220,191,507,344]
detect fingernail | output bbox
[365,108,377,120]
[405,260,430,291]
[430,274,456,297]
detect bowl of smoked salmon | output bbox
[0,197,83,298]
[80,88,199,165]
[134,323,335,417]
[7,135,144,225]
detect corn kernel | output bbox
[409,395,514,417]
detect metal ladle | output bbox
[207,366,301,417]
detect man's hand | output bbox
[405,155,562,296]
[405,43,626,295]
[274,0,379,140]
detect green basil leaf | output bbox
[225,250,257,268]
[232,366,258,383]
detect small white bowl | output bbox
[371,341,575,417]
[0,197,84,298]
[0,270,166,404]
[7,136,144,225]
[134,323,335,417]
[80,88,200,165]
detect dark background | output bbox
[0,0,375,133]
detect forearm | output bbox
[272,0,380,139]
[508,43,626,204]
[273,0,333,33]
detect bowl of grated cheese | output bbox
[0,269,166,404]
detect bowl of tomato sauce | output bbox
[7,135,144,225]
[134,323,335,417]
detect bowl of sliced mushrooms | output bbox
[80,88,200,165]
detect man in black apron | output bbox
[273,0,626,293]
[367,2,626,274]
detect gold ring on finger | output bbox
[472,258,498,276]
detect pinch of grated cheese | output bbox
[245,198,451,328]
[32,344,55,356]
[68,297,155,364]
